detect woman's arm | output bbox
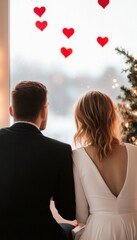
[73,162,89,224]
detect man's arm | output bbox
[53,144,76,220]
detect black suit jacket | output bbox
[0,123,76,240]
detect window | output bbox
[8,0,137,144]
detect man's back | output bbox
[0,123,75,239]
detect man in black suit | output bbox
[0,81,75,240]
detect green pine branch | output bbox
[115,47,137,144]
[115,47,134,64]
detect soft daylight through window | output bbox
[10,0,137,145]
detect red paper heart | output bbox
[35,21,48,31]
[97,37,109,47]
[33,6,46,17]
[98,0,110,8]
[62,28,75,38]
[61,47,73,58]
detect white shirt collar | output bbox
[14,121,39,130]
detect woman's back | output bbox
[73,90,137,239]
[84,143,127,198]
[73,143,137,240]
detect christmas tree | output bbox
[115,47,137,145]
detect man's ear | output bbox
[9,106,13,117]
[40,105,46,119]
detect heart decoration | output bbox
[62,28,75,38]
[33,6,46,17]
[35,21,48,31]
[97,37,109,47]
[61,47,73,58]
[98,0,110,8]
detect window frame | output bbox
[0,0,10,127]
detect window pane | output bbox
[10,0,137,145]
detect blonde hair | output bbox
[74,90,122,161]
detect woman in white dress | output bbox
[72,90,137,240]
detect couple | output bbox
[0,80,137,240]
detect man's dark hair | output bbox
[12,81,47,121]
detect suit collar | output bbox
[10,122,42,134]
[14,121,39,129]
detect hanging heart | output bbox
[35,21,48,31]
[98,0,110,8]
[61,47,73,58]
[97,37,109,47]
[62,28,75,38]
[33,6,46,17]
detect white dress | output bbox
[73,143,137,240]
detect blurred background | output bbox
[10,0,137,146]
